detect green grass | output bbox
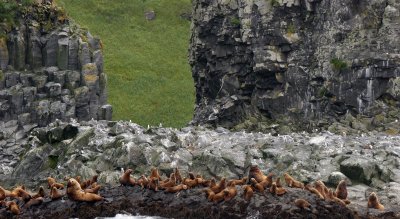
[330,58,348,71]
[57,0,194,128]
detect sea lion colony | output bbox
[0,165,385,215]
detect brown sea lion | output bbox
[314,180,327,199]
[250,178,265,192]
[119,169,136,186]
[137,175,149,189]
[147,177,159,191]
[183,178,198,188]
[368,192,384,210]
[31,186,46,199]
[160,173,176,189]
[165,184,188,193]
[269,182,286,196]
[243,185,254,201]
[174,168,183,183]
[227,177,248,187]
[188,172,196,180]
[47,177,64,189]
[328,189,346,206]
[50,186,65,200]
[284,173,304,189]
[294,199,311,209]
[0,186,11,200]
[305,184,324,199]
[11,187,32,202]
[209,177,226,194]
[210,190,225,203]
[150,167,162,181]
[223,186,237,201]
[84,183,101,194]
[335,180,348,200]
[249,166,268,183]
[195,176,209,186]
[203,188,215,201]
[275,177,282,188]
[24,197,44,209]
[67,178,103,202]
[80,175,98,189]
[5,201,20,215]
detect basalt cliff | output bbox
[189,0,400,132]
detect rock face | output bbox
[0,2,112,134]
[189,0,400,130]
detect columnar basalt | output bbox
[189,0,400,130]
[0,1,112,135]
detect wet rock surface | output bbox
[1,120,400,217]
[1,185,399,219]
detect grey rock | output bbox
[327,171,352,186]
[340,157,379,184]
[44,82,62,97]
[0,38,8,70]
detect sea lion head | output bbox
[126,169,133,174]
[67,178,81,190]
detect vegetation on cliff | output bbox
[57,0,194,127]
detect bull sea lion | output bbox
[250,178,265,192]
[368,192,384,210]
[67,178,103,202]
[249,166,268,183]
[209,177,226,194]
[305,184,324,199]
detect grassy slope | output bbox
[57,0,194,128]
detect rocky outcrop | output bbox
[0,2,112,134]
[1,120,400,213]
[189,0,400,131]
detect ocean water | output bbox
[96,214,167,219]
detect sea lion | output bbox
[195,176,209,186]
[269,182,286,196]
[368,192,384,210]
[174,168,183,183]
[210,190,225,203]
[67,178,103,202]
[227,177,248,187]
[24,197,44,209]
[50,186,65,200]
[183,178,198,188]
[147,177,159,191]
[84,183,101,194]
[294,199,311,209]
[31,186,46,199]
[284,173,304,189]
[160,173,176,189]
[150,168,162,181]
[203,188,215,201]
[11,187,32,202]
[188,172,196,180]
[223,186,237,201]
[209,177,226,194]
[314,180,329,199]
[0,186,11,200]
[5,201,20,215]
[249,166,268,183]
[335,180,348,200]
[137,175,149,189]
[275,177,282,188]
[119,169,136,186]
[305,184,324,199]
[81,175,98,189]
[250,178,265,192]
[165,184,188,193]
[47,177,64,189]
[243,185,254,201]
[328,189,346,206]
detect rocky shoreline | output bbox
[1,120,400,218]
